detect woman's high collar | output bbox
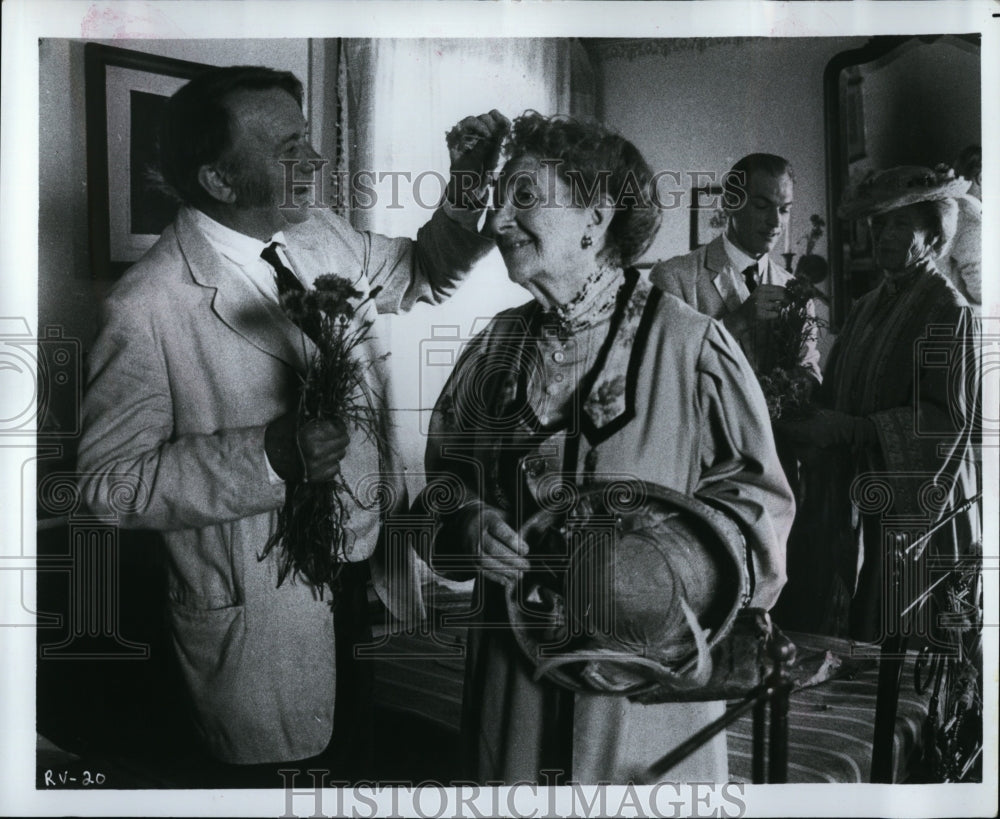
[542,261,624,337]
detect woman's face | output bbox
[486,154,600,307]
[869,205,935,272]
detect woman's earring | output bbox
[580,234,594,249]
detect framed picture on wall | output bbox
[85,44,209,278]
[689,184,727,250]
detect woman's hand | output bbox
[775,409,877,452]
[453,503,530,587]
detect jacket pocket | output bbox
[167,598,245,685]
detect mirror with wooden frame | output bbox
[822,34,980,329]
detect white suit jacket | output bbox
[77,204,492,763]
[649,235,822,381]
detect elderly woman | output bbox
[777,166,980,641]
[418,112,794,784]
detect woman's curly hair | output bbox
[504,111,661,267]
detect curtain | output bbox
[346,38,582,235]
[340,38,590,494]
[316,39,350,217]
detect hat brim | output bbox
[838,178,969,220]
[505,480,748,696]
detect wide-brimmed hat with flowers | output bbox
[838,165,970,220]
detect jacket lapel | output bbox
[174,207,312,373]
[705,236,743,313]
[580,275,657,441]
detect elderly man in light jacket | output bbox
[77,64,506,768]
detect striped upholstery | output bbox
[728,630,930,783]
[369,613,932,783]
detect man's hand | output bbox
[297,418,350,481]
[445,110,511,208]
[265,413,350,483]
[724,283,787,336]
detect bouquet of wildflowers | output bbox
[757,276,826,421]
[757,366,815,421]
[261,274,387,595]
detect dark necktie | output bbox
[261,242,304,296]
[742,263,759,293]
[261,242,322,342]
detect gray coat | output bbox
[421,277,793,782]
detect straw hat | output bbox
[505,480,750,697]
[838,165,970,220]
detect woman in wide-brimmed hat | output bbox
[775,165,980,640]
[415,112,794,784]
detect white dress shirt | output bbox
[722,231,769,298]
[190,208,298,304]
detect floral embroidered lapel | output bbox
[482,270,660,446]
[579,272,659,444]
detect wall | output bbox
[591,36,866,359]
[41,36,873,353]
